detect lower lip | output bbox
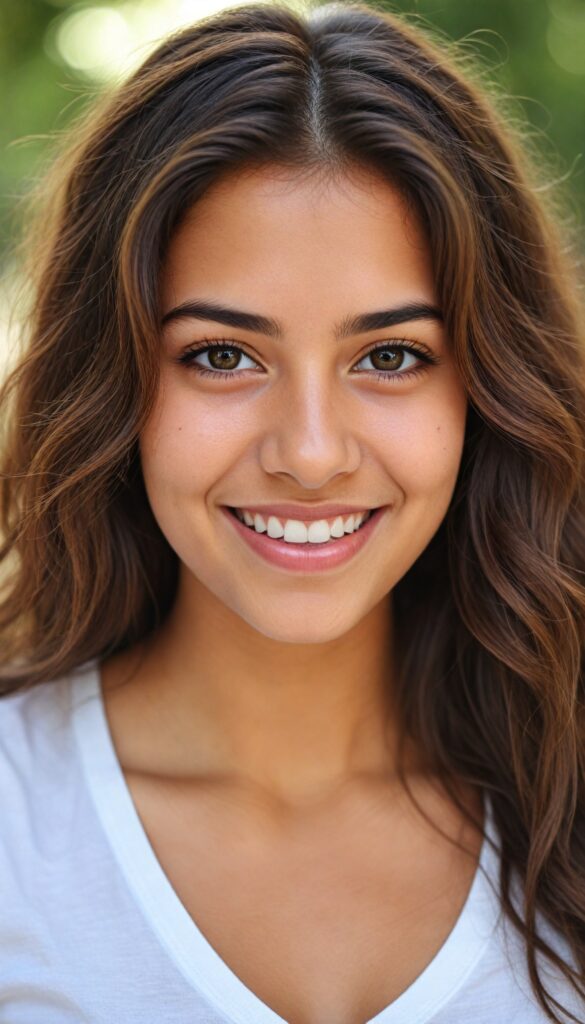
[221,506,388,573]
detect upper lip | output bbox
[227,503,380,521]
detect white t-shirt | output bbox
[0,658,583,1024]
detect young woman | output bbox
[0,2,583,1022]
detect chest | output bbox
[126,775,481,1024]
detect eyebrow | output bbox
[161,298,443,340]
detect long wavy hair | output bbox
[1,1,584,1018]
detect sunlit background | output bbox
[1,0,584,360]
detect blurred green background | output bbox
[0,0,584,283]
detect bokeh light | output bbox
[54,7,131,79]
[546,0,585,76]
[47,0,307,81]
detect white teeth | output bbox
[253,513,267,533]
[306,520,333,544]
[234,508,372,544]
[329,516,345,538]
[284,519,308,543]
[343,514,355,533]
[267,515,285,539]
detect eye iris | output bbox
[210,347,239,370]
[372,348,402,371]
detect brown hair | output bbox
[1,1,584,1017]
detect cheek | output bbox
[139,380,243,498]
[137,381,243,568]
[376,385,467,498]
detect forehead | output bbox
[161,163,437,311]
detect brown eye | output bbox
[369,348,405,372]
[207,346,241,371]
[177,337,440,384]
[177,341,259,378]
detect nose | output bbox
[258,371,361,489]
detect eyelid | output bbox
[178,336,439,363]
[175,335,442,382]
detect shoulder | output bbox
[0,665,104,894]
[0,669,86,844]
[0,672,74,772]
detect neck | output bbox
[101,577,425,809]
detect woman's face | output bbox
[140,164,468,644]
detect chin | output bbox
[238,604,358,647]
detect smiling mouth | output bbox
[226,506,378,543]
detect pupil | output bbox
[212,348,238,369]
[376,350,401,368]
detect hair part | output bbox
[1,3,584,1018]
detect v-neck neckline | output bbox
[70,658,503,1024]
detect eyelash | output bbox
[176,336,441,384]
